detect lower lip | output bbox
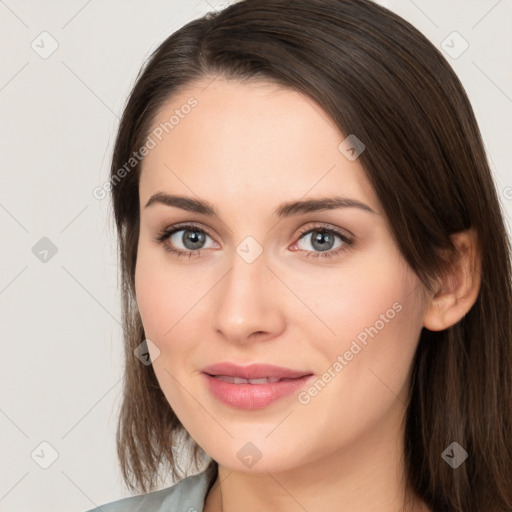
[202,373,314,410]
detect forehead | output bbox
[139,77,380,216]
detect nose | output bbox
[211,251,286,345]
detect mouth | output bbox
[201,362,314,409]
[207,375,302,384]
[201,361,312,380]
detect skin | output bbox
[134,77,479,512]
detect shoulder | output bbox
[82,464,217,512]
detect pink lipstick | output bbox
[201,362,314,409]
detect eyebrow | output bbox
[144,192,377,217]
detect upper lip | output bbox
[201,362,312,380]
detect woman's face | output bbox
[135,77,428,473]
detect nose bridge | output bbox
[212,249,284,342]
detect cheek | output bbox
[290,243,421,352]
[294,249,424,414]
[290,294,423,462]
[134,251,168,340]
[134,252,199,410]
[134,244,203,341]
[318,281,423,412]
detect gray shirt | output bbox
[84,464,217,512]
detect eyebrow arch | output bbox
[144,192,377,217]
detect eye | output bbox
[291,223,354,259]
[154,222,354,260]
[154,223,219,258]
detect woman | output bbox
[85,0,512,510]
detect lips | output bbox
[201,362,314,409]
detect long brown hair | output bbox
[108,1,512,510]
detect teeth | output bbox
[248,377,280,384]
[214,375,281,384]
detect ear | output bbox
[423,229,482,331]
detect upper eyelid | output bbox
[295,223,354,239]
[166,221,215,239]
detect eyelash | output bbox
[153,222,354,260]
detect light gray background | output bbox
[0,1,511,511]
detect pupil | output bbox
[312,231,334,252]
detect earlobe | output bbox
[423,229,481,332]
